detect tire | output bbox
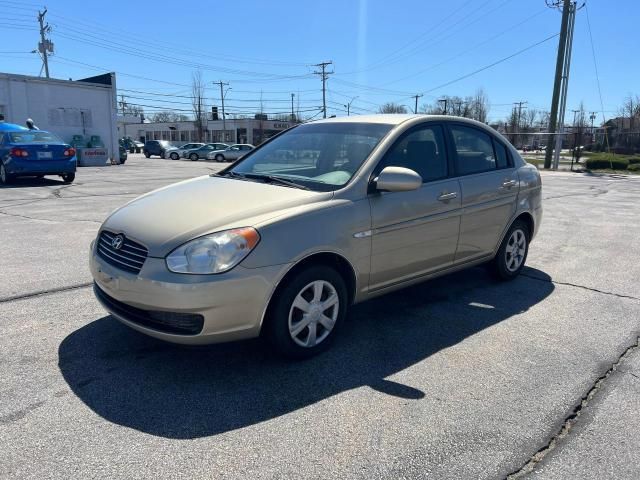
[190,153,199,161]
[61,173,75,184]
[0,164,13,185]
[161,151,166,159]
[144,152,150,158]
[492,219,530,280]
[215,154,225,162]
[265,265,348,359]
[170,152,179,160]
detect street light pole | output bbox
[344,96,358,116]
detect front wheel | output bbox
[190,153,199,161]
[170,152,179,160]
[0,164,13,185]
[215,154,225,162]
[61,173,75,184]
[492,220,529,280]
[144,152,150,158]
[265,265,348,358]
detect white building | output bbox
[124,117,296,145]
[0,71,119,161]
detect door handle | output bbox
[502,179,517,188]
[437,192,458,202]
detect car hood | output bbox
[102,175,329,257]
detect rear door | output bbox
[447,123,518,263]
[368,123,462,291]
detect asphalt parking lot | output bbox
[1,154,639,479]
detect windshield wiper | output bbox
[212,171,247,180]
[241,173,310,190]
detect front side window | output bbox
[377,124,448,183]
[450,125,497,175]
[229,122,392,191]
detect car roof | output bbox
[308,114,493,129]
[0,122,29,132]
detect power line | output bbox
[422,32,560,95]
[382,7,550,86]
[584,2,609,152]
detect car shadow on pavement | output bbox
[58,266,554,439]
[0,177,66,188]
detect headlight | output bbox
[166,227,260,274]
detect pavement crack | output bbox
[521,273,640,302]
[506,336,640,479]
[0,282,93,304]
[0,210,101,224]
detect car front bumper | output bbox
[4,157,76,176]
[89,243,290,345]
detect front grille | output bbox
[97,230,148,274]
[94,283,204,335]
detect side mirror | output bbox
[373,166,422,192]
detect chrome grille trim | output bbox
[96,230,148,274]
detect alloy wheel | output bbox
[505,229,527,272]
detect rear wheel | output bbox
[61,173,75,184]
[265,265,347,358]
[0,164,13,185]
[190,153,199,161]
[144,151,150,158]
[215,154,225,162]
[492,219,529,280]
[170,152,179,160]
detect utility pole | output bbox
[291,93,295,122]
[37,8,51,78]
[313,61,333,118]
[214,81,229,141]
[589,111,597,142]
[438,98,448,115]
[552,1,579,169]
[119,95,127,138]
[514,101,528,146]
[412,94,423,114]
[545,0,575,169]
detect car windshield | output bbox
[228,122,392,191]
[9,131,63,143]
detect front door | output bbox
[368,123,462,291]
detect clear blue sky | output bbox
[0,0,636,123]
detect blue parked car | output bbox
[0,123,77,185]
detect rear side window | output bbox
[378,124,448,183]
[450,125,496,175]
[494,140,510,169]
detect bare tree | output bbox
[191,71,207,142]
[469,88,490,123]
[150,111,190,123]
[619,94,640,131]
[379,102,408,114]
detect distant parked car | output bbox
[183,143,230,161]
[118,140,128,164]
[0,123,76,184]
[121,138,142,153]
[163,142,205,160]
[143,140,172,158]
[208,144,255,162]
